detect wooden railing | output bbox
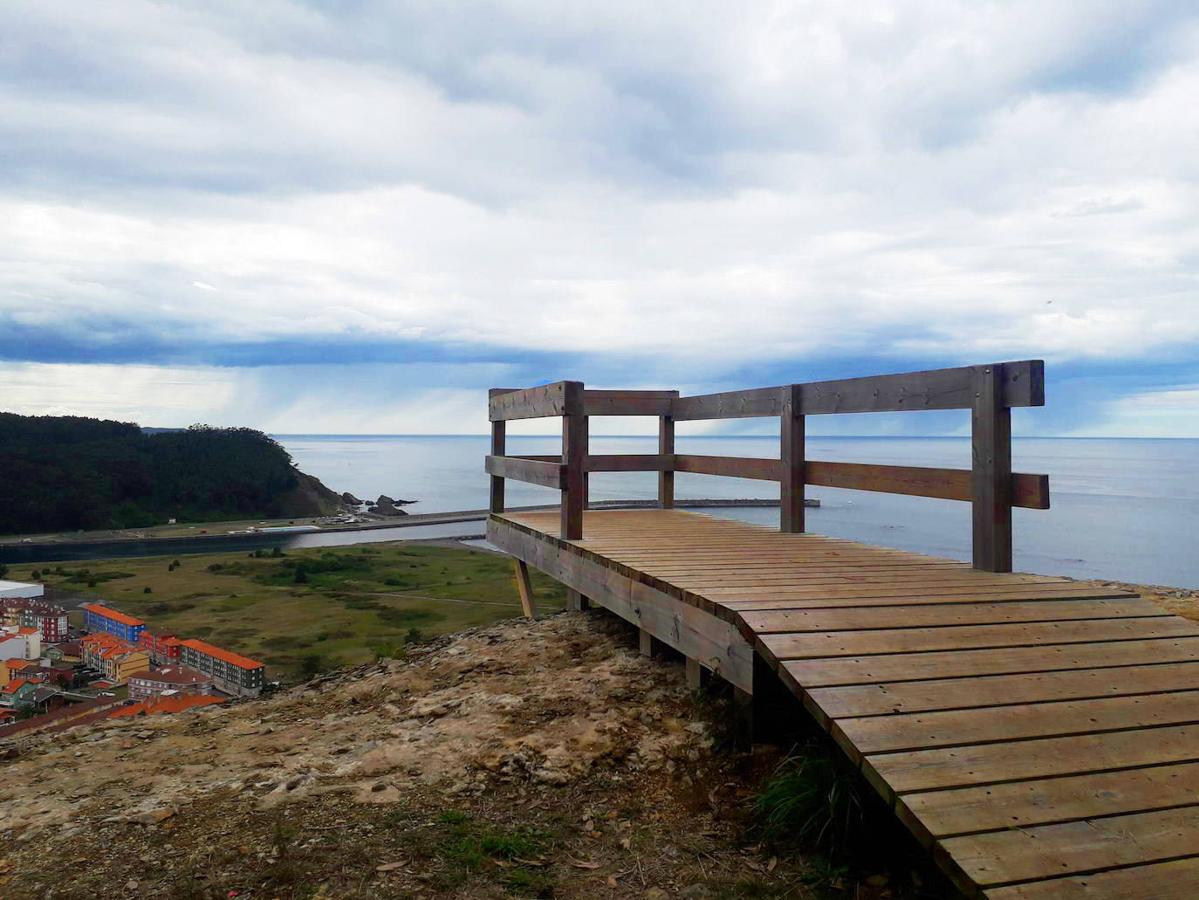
[486,361,1049,572]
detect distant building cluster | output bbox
[0,580,268,739]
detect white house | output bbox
[0,580,44,601]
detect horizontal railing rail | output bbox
[486,361,1048,570]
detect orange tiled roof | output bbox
[179,638,262,671]
[2,679,28,694]
[16,627,38,635]
[110,694,226,718]
[82,603,145,628]
[5,659,38,671]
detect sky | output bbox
[1,1,1197,437]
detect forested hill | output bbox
[0,413,344,534]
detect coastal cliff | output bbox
[0,413,344,534]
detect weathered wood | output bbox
[674,455,781,481]
[865,722,1199,796]
[586,454,673,472]
[806,662,1199,719]
[584,389,676,417]
[972,364,1013,571]
[489,420,506,514]
[485,455,565,489]
[807,461,1050,510]
[984,854,1199,899]
[490,508,1199,898]
[686,656,703,689]
[941,805,1199,888]
[561,381,585,540]
[566,588,589,611]
[901,759,1199,840]
[513,559,535,618]
[489,381,571,421]
[668,361,1044,420]
[671,386,786,421]
[780,384,805,533]
[659,408,675,509]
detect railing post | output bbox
[972,364,1013,572]
[658,400,675,509]
[780,384,805,533]
[488,390,507,515]
[561,381,586,540]
[582,415,590,510]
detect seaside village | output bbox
[0,577,264,738]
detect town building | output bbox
[45,641,82,664]
[140,631,183,666]
[82,603,146,643]
[0,580,44,601]
[18,604,68,643]
[128,666,213,700]
[178,639,264,697]
[0,626,42,685]
[81,633,150,684]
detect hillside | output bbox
[0,613,906,899]
[0,413,344,534]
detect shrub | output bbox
[143,586,152,594]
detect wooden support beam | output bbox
[485,455,565,489]
[659,409,675,509]
[582,414,590,510]
[732,687,754,750]
[972,364,1014,572]
[561,381,586,540]
[780,384,805,533]
[639,628,657,657]
[566,588,589,611]
[489,421,506,514]
[685,656,704,690]
[583,389,676,417]
[513,559,536,618]
[489,382,571,421]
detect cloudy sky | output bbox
[2,1,1197,436]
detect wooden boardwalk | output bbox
[490,508,1199,899]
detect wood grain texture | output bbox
[489,508,1198,899]
[484,455,564,489]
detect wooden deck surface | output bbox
[493,508,1199,899]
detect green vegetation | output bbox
[429,809,557,893]
[36,542,566,680]
[753,740,867,858]
[0,412,341,534]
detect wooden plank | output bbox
[864,723,1199,796]
[780,637,1199,688]
[838,690,1199,756]
[781,384,805,532]
[902,760,1199,840]
[941,805,1199,888]
[806,461,1050,510]
[668,361,1045,420]
[585,454,672,472]
[709,584,1129,604]
[583,389,675,417]
[561,381,585,540]
[972,363,1013,571]
[513,559,535,618]
[489,382,571,420]
[659,409,675,509]
[485,455,565,489]
[671,386,785,421]
[798,360,1044,415]
[742,599,1167,633]
[806,663,1199,719]
[763,618,1197,661]
[984,855,1199,899]
[673,455,781,481]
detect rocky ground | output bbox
[5,580,1192,899]
[0,612,936,900]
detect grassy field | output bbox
[21,542,567,681]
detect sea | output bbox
[277,434,1199,590]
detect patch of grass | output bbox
[433,812,556,894]
[753,740,867,858]
[54,541,567,680]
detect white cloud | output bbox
[0,1,1198,432]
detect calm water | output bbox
[279,435,1199,589]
